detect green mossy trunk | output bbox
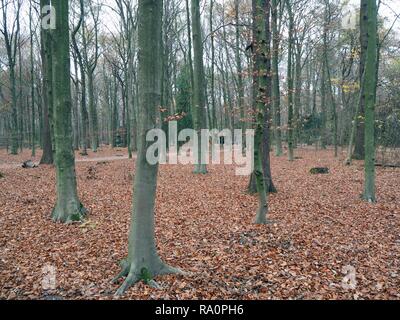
[209,0,217,129]
[252,0,271,224]
[363,0,377,202]
[88,72,99,152]
[29,0,35,157]
[71,0,88,155]
[286,0,295,161]
[9,67,19,155]
[235,0,246,153]
[354,0,368,160]
[80,65,89,155]
[39,0,54,164]
[294,51,302,145]
[191,0,207,174]
[271,0,282,156]
[114,0,181,296]
[2,0,20,155]
[262,0,277,194]
[51,1,86,223]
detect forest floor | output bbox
[0,146,399,300]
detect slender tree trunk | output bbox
[71,1,88,155]
[9,65,19,155]
[294,51,302,145]
[235,0,246,152]
[191,0,207,174]
[286,0,295,161]
[262,0,277,193]
[363,0,377,202]
[39,0,54,164]
[114,0,181,296]
[354,0,368,159]
[80,68,89,155]
[271,0,282,156]
[18,34,23,152]
[209,0,217,129]
[87,71,99,152]
[1,0,21,155]
[29,0,35,157]
[252,0,272,224]
[111,70,118,148]
[320,4,329,150]
[51,1,86,223]
[185,0,195,125]
[345,77,363,164]
[324,38,338,157]
[72,56,80,150]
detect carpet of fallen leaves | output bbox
[0,146,399,300]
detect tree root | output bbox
[254,207,275,225]
[51,202,87,223]
[254,216,275,225]
[111,259,130,284]
[114,262,186,296]
[158,264,187,276]
[115,272,139,296]
[193,169,208,174]
[362,195,376,203]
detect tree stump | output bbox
[22,160,37,169]
[310,167,329,174]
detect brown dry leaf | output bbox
[0,146,399,300]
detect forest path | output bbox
[0,154,134,170]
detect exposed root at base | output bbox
[254,218,275,225]
[114,262,185,296]
[51,203,87,224]
[193,170,208,174]
[362,195,376,203]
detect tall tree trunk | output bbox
[80,67,89,155]
[71,0,89,155]
[209,0,217,129]
[262,0,277,193]
[111,70,118,148]
[191,0,207,174]
[29,0,35,157]
[87,72,99,152]
[294,51,302,145]
[235,0,246,152]
[363,0,377,202]
[320,4,329,150]
[1,0,21,155]
[353,0,368,159]
[185,0,195,127]
[252,0,271,224]
[323,4,338,158]
[271,0,282,156]
[39,0,54,164]
[114,0,181,296]
[286,0,295,161]
[51,1,86,223]
[72,56,80,150]
[345,76,363,164]
[18,31,23,152]
[9,65,19,155]
[325,63,338,157]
